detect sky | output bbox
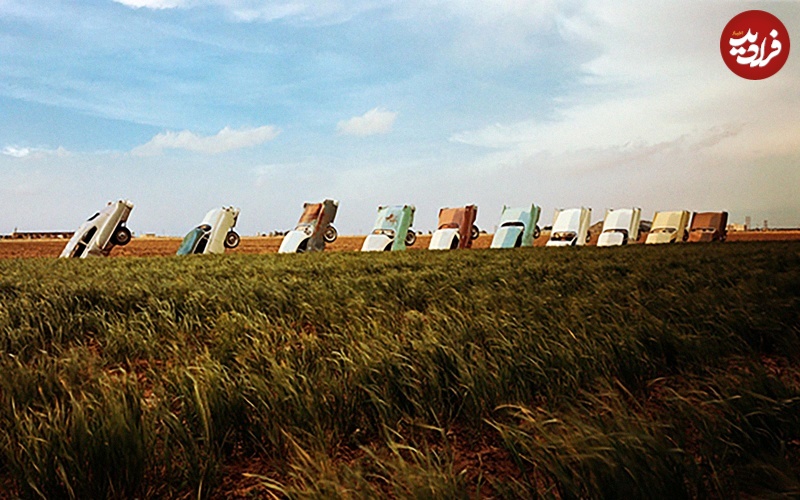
[1,0,798,236]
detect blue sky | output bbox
[1,0,798,235]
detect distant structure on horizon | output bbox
[1,230,74,240]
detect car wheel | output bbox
[470,225,480,241]
[323,225,338,243]
[533,225,541,239]
[682,231,689,242]
[224,231,241,249]
[111,226,132,246]
[405,229,417,247]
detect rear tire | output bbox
[533,225,541,239]
[111,226,131,246]
[470,225,480,241]
[224,231,240,249]
[324,225,338,243]
[405,230,417,247]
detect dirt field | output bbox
[1,231,798,259]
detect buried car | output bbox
[546,207,592,247]
[429,205,479,250]
[176,206,241,255]
[645,210,691,244]
[278,199,339,253]
[490,204,541,248]
[361,205,417,251]
[597,208,642,247]
[688,211,728,243]
[60,200,134,258]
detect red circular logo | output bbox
[721,10,790,80]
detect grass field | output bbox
[0,242,799,498]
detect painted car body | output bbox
[176,206,241,255]
[645,210,691,244]
[490,204,541,249]
[361,205,417,251]
[60,200,134,258]
[278,199,339,253]
[597,208,642,247]
[429,205,479,250]
[688,211,728,243]
[546,207,592,247]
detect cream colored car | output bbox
[645,210,690,244]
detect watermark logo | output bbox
[721,10,789,80]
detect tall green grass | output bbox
[0,242,798,497]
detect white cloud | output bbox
[2,146,70,159]
[131,125,280,156]
[2,146,31,158]
[111,0,396,24]
[336,108,397,136]
[113,0,187,9]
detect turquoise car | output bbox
[490,204,541,248]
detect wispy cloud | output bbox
[111,0,394,24]
[112,0,186,9]
[336,108,397,137]
[2,145,70,159]
[131,125,280,156]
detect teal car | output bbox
[490,204,541,248]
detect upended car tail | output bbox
[59,200,134,258]
[429,205,479,250]
[546,207,592,247]
[687,211,728,243]
[490,204,541,249]
[176,206,241,256]
[361,205,417,251]
[597,208,641,247]
[645,210,691,244]
[278,199,339,253]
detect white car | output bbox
[279,199,339,253]
[60,200,134,258]
[645,210,691,244]
[546,207,592,247]
[176,206,241,255]
[490,204,541,249]
[361,205,417,252]
[597,208,641,247]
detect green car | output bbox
[490,204,541,248]
[361,205,417,251]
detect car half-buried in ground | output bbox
[687,211,728,243]
[490,204,541,248]
[597,208,642,247]
[60,200,134,258]
[429,205,479,250]
[278,199,339,253]
[645,210,691,244]
[361,205,417,251]
[546,207,592,247]
[176,206,241,255]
